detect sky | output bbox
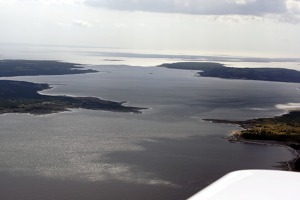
[0,0,300,58]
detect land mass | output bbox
[0,60,97,77]
[159,62,300,83]
[204,111,300,171]
[0,80,144,114]
[161,62,300,170]
[0,60,144,114]
[162,62,300,141]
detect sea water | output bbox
[0,45,299,199]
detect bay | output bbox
[0,63,299,199]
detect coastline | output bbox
[0,80,146,115]
[0,60,146,115]
[204,112,300,172]
[159,62,300,83]
[227,131,300,171]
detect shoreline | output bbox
[204,112,300,172]
[159,62,300,83]
[0,80,146,115]
[227,131,300,171]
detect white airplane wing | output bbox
[188,170,300,200]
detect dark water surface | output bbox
[0,65,299,199]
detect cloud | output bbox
[72,19,91,27]
[286,0,300,13]
[84,0,286,15]
[84,0,300,23]
[29,0,84,5]
[0,0,85,7]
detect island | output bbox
[204,112,300,171]
[0,60,145,114]
[0,60,97,77]
[159,62,300,83]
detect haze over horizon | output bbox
[1,0,300,58]
[1,2,300,200]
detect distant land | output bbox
[160,62,300,170]
[159,62,300,83]
[0,60,144,114]
[0,59,97,77]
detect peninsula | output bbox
[0,80,144,114]
[0,59,97,77]
[159,62,300,83]
[204,111,300,171]
[160,62,300,170]
[204,112,300,144]
[0,60,144,114]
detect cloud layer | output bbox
[85,0,285,15]
[84,0,300,23]
[2,0,300,23]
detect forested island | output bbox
[160,62,300,83]
[0,60,144,114]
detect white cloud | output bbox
[275,0,300,23]
[234,0,256,5]
[1,0,300,57]
[0,0,85,6]
[286,0,300,13]
[41,0,84,6]
[31,0,84,5]
[72,19,91,27]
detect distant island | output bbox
[159,62,300,83]
[0,59,97,77]
[0,60,145,114]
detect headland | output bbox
[159,62,300,83]
[204,111,300,171]
[0,60,145,114]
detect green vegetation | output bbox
[162,61,300,170]
[205,112,300,171]
[162,62,300,143]
[0,80,144,114]
[239,111,300,144]
[160,62,300,83]
[0,60,144,114]
[205,111,300,145]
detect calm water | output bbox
[1,46,300,199]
